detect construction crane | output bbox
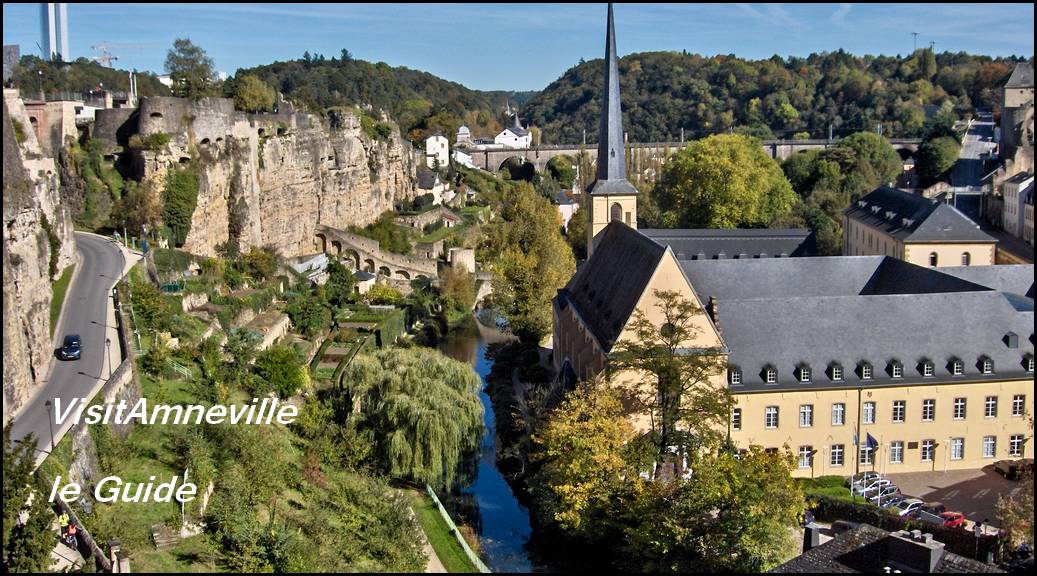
[90,41,146,68]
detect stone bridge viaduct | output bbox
[464,138,921,173]
[314,224,439,282]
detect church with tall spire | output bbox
[586,2,639,256]
[551,3,1034,478]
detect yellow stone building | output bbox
[554,4,1034,479]
[843,186,997,267]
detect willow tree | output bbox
[343,348,483,488]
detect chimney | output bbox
[803,524,822,553]
[886,530,945,573]
[707,296,721,332]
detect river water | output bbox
[438,315,537,573]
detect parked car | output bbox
[59,334,81,361]
[919,503,947,516]
[856,478,892,497]
[850,472,882,490]
[995,459,1034,481]
[868,485,900,504]
[893,498,925,517]
[940,512,967,529]
[880,495,906,509]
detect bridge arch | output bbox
[498,156,536,181]
[314,233,327,254]
[331,239,343,256]
[396,270,411,280]
[378,265,392,278]
[343,249,360,271]
[363,258,376,273]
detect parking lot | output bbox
[883,465,1025,529]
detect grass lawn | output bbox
[408,491,479,574]
[50,264,76,337]
[799,475,855,502]
[418,222,468,244]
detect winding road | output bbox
[9,232,128,466]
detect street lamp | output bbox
[106,337,113,377]
[44,400,55,452]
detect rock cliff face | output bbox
[3,90,76,422]
[122,97,419,258]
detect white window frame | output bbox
[950,437,964,460]
[859,446,874,465]
[923,362,934,377]
[1009,434,1024,457]
[798,446,813,469]
[952,360,964,376]
[765,368,777,384]
[861,363,873,379]
[831,444,844,467]
[922,399,935,422]
[953,398,966,420]
[731,408,742,431]
[892,400,906,423]
[890,441,904,464]
[985,396,998,418]
[729,368,741,385]
[764,406,779,429]
[832,403,845,426]
[891,363,903,378]
[831,364,843,381]
[982,358,993,374]
[921,439,935,462]
[799,404,814,428]
[1013,394,1025,417]
[863,401,876,425]
[799,367,811,383]
[982,436,996,458]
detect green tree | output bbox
[233,74,276,113]
[161,165,200,247]
[565,204,588,261]
[255,346,309,397]
[489,182,575,343]
[531,377,637,540]
[324,259,356,308]
[622,447,805,573]
[241,246,279,282]
[3,426,54,573]
[654,134,797,228]
[439,265,476,313]
[165,38,218,99]
[285,294,332,337]
[834,132,902,188]
[915,135,960,187]
[223,328,261,387]
[365,283,403,306]
[609,289,729,457]
[343,348,483,488]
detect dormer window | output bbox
[764,365,777,384]
[980,356,994,375]
[889,360,903,379]
[920,359,935,377]
[1004,332,1019,349]
[929,252,938,268]
[797,364,812,383]
[1025,354,1034,373]
[950,358,964,376]
[729,367,742,386]
[859,361,873,380]
[829,363,843,382]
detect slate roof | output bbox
[844,186,996,244]
[939,265,1035,299]
[642,228,816,260]
[1005,62,1034,89]
[771,524,1004,573]
[681,256,1034,392]
[505,114,529,137]
[556,222,666,352]
[353,270,376,282]
[554,190,574,205]
[416,168,440,190]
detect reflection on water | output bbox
[439,315,536,573]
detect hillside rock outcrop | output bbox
[3,89,76,422]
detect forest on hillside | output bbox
[235,52,536,144]
[520,49,1027,144]
[10,56,172,98]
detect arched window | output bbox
[961,252,971,266]
[928,252,938,268]
[610,202,623,222]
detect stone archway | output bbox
[364,259,376,273]
[396,270,411,280]
[610,202,623,222]
[331,240,343,257]
[343,249,360,271]
[378,266,392,277]
[314,233,327,253]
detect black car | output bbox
[59,334,81,360]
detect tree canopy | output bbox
[3,426,54,573]
[343,348,484,488]
[651,134,798,229]
[165,38,219,99]
[232,74,277,113]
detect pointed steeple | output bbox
[589,2,637,195]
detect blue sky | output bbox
[3,3,1033,91]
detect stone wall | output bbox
[3,90,76,422]
[105,96,420,258]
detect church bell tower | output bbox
[586,3,638,257]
